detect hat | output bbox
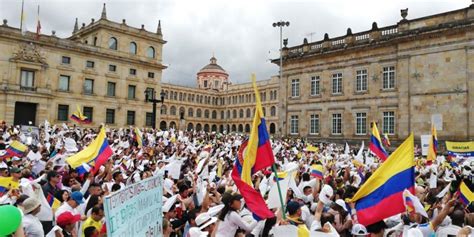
[286,201,303,215]
[351,224,368,236]
[10,167,21,173]
[56,211,81,227]
[335,199,348,212]
[207,204,224,217]
[163,195,178,213]
[70,191,84,204]
[12,156,21,161]
[195,212,217,230]
[22,197,41,214]
[188,227,208,237]
[47,170,59,181]
[319,184,333,205]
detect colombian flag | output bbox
[66,127,112,174]
[46,193,61,209]
[458,181,473,206]
[70,105,91,124]
[0,141,28,160]
[369,122,388,161]
[310,164,324,179]
[426,124,438,165]
[349,133,415,226]
[134,128,144,148]
[382,134,391,147]
[231,74,275,220]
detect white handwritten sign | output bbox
[104,175,163,237]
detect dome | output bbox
[198,57,228,75]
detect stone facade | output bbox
[274,5,474,141]
[0,4,166,127]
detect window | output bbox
[127,111,135,125]
[129,68,136,75]
[128,85,136,99]
[84,79,94,94]
[106,109,115,124]
[383,111,395,135]
[129,42,137,54]
[310,114,319,135]
[57,105,69,121]
[356,69,368,92]
[383,66,396,89]
[145,113,153,127]
[270,106,276,117]
[196,109,202,118]
[93,37,97,46]
[205,110,210,118]
[246,109,251,118]
[58,75,70,91]
[212,111,217,119]
[355,112,367,135]
[20,69,34,88]
[214,80,219,88]
[109,65,117,72]
[148,72,155,78]
[108,37,118,50]
[310,76,320,96]
[290,115,299,135]
[61,56,71,64]
[188,108,194,117]
[145,87,154,98]
[107,82,116,97]
[83,107,93,122]
[204,80,208,88]
[332,113,342,135]
[86,61,95,68]
[160,105,167,115]
[170,106,176,116]
[239,109,244,118]
[291,79,300,97]
[332,73,343,94]
[147,46,155,58]
[233,110,237,118]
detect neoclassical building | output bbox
[275,5,474,141]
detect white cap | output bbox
[188,227,208,237]
[351,224,368,236]
[195,212,217,230]
[335,199,348,212]
[319,184,333,205]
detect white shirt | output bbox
[23,214,44,237]
[55,201,79,217]
[436,224,462,237]
[215,211,257,237]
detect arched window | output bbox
[231,125,236,132]
[179,107,185,119]
[196,109,202,118]
[188,108,194,117]
[187,123,194,131]
[238,124,243,132]
[211,125,217,132]
[221,111,224,119]
[212,110,217,119]
[160,105,167,115]
[108,37,118,50]
[246,108,251,118]
[204,124,210,132]
[129,42,137,54]
[245,124,251,133]
[169,121,176,129]
[147,46,155,58]
[227,110,230,119]
[170,106,176,116]
[204,110,210,118]
[270,123,276,134]
[196,123,202,131]
[239,109,244,118]
[271,106,276,116]
[233,110,237,118]
[160,121,167,130]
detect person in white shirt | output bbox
[21,197,44,237]
[436,209,464,237]
[55,191,84,217]
[215,193,257,237]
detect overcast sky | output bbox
[0,0,468,86]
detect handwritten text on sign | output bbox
[104,175,163,237]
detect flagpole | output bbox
[271,163,286,219]
[20,0,24,32]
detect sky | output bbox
[0,0,468,86]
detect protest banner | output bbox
[446,141,474,157]
[420,135,430,156]
[104,175,163,237]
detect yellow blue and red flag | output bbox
[134,128,144,148]
[0,141,28,160]
[426,124,438,165]
[369,122,388,161]
[382,134,391,147]
[231,74,275,220]
[46,193,61,209]
[66,127,112,175]
[310,164,324,179]
[349,133,415,226]
[70,105,91,124]
[458,181,473,206]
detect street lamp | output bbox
[273,20,289,138]
[144,89,165,129]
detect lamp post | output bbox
[272,20,289,138]
[144,89,165,129]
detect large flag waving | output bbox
[231,74,275,220]
[0,141,28,160]
[369,122,388,161]
[66,127,112,174]
[426,123,438,164]
[70,105,91,124]
[349,133,415,226]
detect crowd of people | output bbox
[0,120,472,237]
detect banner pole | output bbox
[271,163,286,220]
